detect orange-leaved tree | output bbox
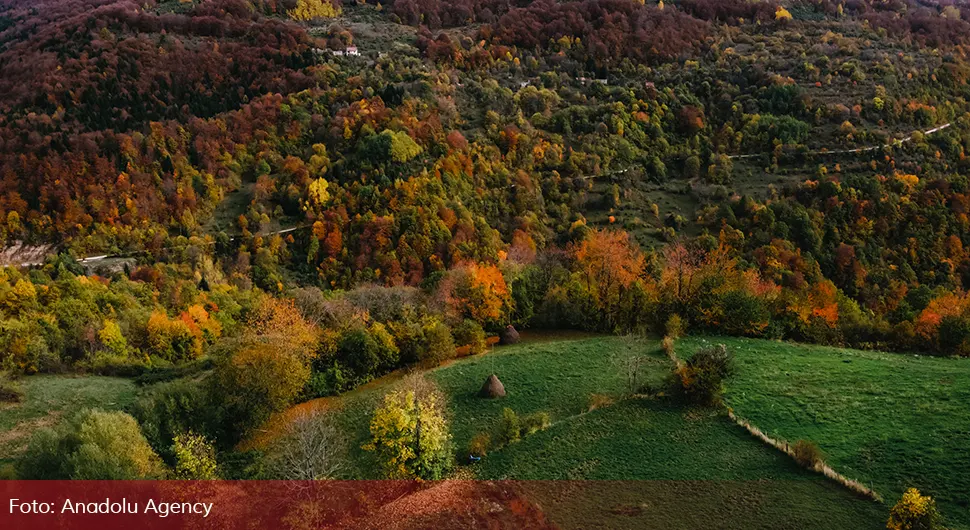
[571,229,645,326]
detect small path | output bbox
[728,122,952,159]
[4,224,314,268]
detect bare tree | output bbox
[266,409,346,481]
[615,354,650,396]
[613,335,653,395]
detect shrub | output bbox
[887,488,941,530]
[452,319,486,355]
[337,324,400,381]
[418,318,456,366]
[719,291,770,337]
[497,408,521,445]
[131,379,217,459]
[0,372,23,403]
[661,336,676,358]
[468,432,491,458]
[17,409,164,480]
[791,440,824,469]
[85,351,148,377]
[172,431,218,479]
[665,314,685,339]
[302,365,350,400]
[673,344,734,405]
[520,412,551,435]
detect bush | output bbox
[661,336,676,358]
[673,344,734,405]
[0,372,23,403]
[665,314,685,339]
[719,291,770,337]
[418,318,456,366]
[210,343,311,444]
[172,431,218,479]
[791,440,824,469]
[887,488,941,530]
[497,407,521,445]
[17,409,164,479]
[468,432,491,458]
[131,379,217,459]
[452,319,486,355]
[337,324,400,380]
[84,351,148,377]
[302,364,351,399]
[520,412,551,435]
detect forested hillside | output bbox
[0,1,968,524]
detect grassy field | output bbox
[302,334,886,528]
[0,375,138,467]
[677,336,970,529]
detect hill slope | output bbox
[678,336,970,529]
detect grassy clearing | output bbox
[431,336,665,446]
[325,335,656,478]
[677,336,970,529]
[0,375,138,467]
[315,334,884,527]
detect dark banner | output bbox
[0,480,557,529]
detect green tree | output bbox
[18,409,164,479]
[211,343,312,441]
[386,130,423,163]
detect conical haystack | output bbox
[499,325,520,345]
[480,374,506,398]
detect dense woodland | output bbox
[0,0,969,494]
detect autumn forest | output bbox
[0,0,968,528]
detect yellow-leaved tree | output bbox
[887,488,941,530]
[362,385,452,480]
[289,0,341,22]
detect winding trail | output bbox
[728,122,951,159]
[4,224,313,268]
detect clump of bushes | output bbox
[672,343,734,405]
[0,372,23,403]
[887,488,941,530]
[791,440,824,470]
[17,409,164,480]
[661,336,676,358]
[452,319,486,355]
[465,408,552,462]
[495,408,551,448]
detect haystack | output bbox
[479,374,506,398]
[499,325,520,345]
